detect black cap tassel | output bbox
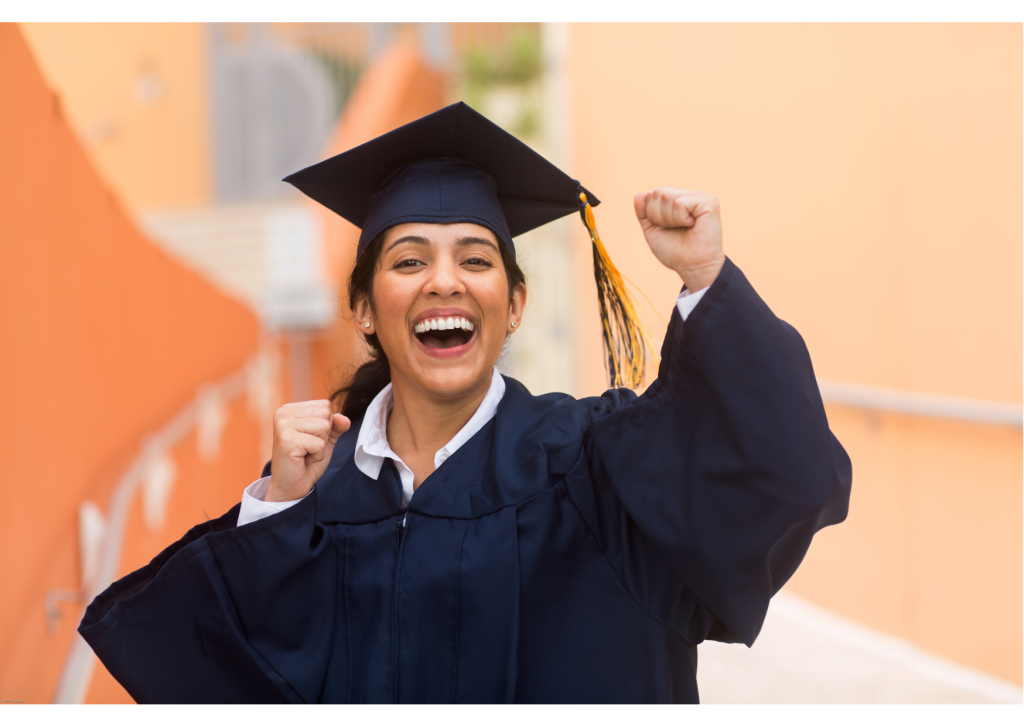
[577,189,652,389]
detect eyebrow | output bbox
[384,235,429,253]
[456,236,500,252]
[384,234,500,254]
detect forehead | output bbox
[383,222,499,247]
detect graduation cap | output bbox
[284,101,650,389]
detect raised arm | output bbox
[573,189,851,646]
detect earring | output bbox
[511,321,517,328]
[364,322,371,328]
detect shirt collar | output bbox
[353,367,506,482]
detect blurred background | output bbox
[0,22,1020,704]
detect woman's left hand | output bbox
[634,188,725,292]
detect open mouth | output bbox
[414,316,476,350]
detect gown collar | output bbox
[316,375,582,523]
[353,368,506,506]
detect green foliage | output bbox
[458,28,543,138]
[462,29,542,86]
[513,100,540,138]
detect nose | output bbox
[422,255,466,299]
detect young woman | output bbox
[80,103,851,703]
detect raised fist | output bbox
[634,187,725,292]
[267,400,350,502]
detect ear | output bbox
[353,296,374,333]
[508,283,527,332]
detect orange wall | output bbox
[20,22,211,211]
[0,25,263,702]
[567,23,1022,683]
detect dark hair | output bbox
[330,229,527,421]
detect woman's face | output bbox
[355,222,526,402]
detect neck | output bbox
[385,370,492,476]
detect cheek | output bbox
[469,278,510,328]
[372,277,417,334]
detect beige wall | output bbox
[20,23,211,211]
[567,23,1022,684]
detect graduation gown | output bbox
[79,258,852,703]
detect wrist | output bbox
[265,475,309,503]
[677,256,725,292]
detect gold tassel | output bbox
[578,191,652,389]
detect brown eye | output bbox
[464,257,492,267]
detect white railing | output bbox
[50,350,278,704]
[818,379,1023,428]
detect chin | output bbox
[412,360,494,400]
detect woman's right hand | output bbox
[267,400,350,502]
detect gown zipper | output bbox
[391,511,407,703]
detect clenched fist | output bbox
[634,188,725,292]
[267,400,350,503]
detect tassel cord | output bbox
[577,190,653,389]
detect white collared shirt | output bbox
[353,366,506,508]
[237,287,707,526]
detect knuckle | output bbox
[306,444,324,459]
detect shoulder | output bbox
[496,376,639,477]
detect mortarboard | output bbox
[284,102,649,389]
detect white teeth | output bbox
[415,317,476,333]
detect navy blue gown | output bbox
[79,258,852,703]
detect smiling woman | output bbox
[332,227,525,428]
[340,223,525,412]
[326,221,526,493]
[78,102,852,704]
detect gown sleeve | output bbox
[78,476,335,704]
[578,256,852,647]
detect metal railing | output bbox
[50,351,279,703]
[818,379,1023,428]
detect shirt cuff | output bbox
[236,476,310,527]
[675,286,709,321]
